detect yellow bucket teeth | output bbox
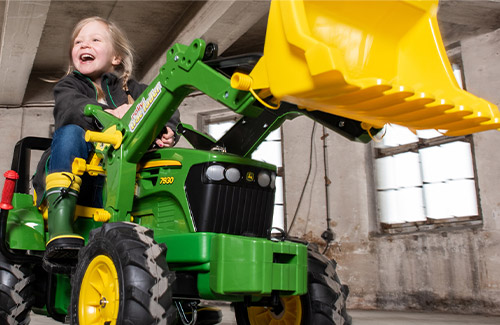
[241,0,500,136]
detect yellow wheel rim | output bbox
[247,296,302,325]
[79,255,119,324]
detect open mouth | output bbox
[80,54,95,62]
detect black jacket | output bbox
[53,71,180,135]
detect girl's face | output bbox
[71,20,121,82]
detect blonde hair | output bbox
[68,17,135,102]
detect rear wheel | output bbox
[234,244,351,325]
[305,246,351,324]
[0,252,35,325]
[69,222,177,324]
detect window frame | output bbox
[373,134,483,234]
[197,108,240,134]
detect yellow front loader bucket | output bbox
[231,0,500,136]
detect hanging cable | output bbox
[321,126,335,254]
[175,301,198,325]
[288,122,316,233]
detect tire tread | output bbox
[70,223,177,325]
[0,258,35,325]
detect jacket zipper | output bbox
[105,79,118,108]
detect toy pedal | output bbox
[45,236,84,259]
[43,237,83,273]
[194,306,223,325]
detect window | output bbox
[249,128,285,231]
[374,126,480,232]
[198,110,285,232]
[373,44,481,233]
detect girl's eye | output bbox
[93,38,100,42]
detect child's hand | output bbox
[155,127,176,148]
[105,103,132,119]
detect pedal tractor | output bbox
[1,0,498,324]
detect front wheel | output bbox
[69,222,177,324]
[234,244,351,325]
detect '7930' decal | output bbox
[160,177,174,185]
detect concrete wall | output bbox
[0,74,55,190]
[0,105,53,191]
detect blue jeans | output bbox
[49,125,93,173]
[49,124,104,207]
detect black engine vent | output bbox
[185,162,276,238]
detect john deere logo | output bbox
[246,172,255,182]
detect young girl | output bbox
[42,17,180,263]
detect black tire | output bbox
[69,222,177,325]
[234,244,351,325]
[305,245,351,324]
[0,252,35,325]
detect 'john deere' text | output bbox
[129,81,162,132]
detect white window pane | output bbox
[274,176,284,204]
[207,121,235,140]
[416,129,442,139]
[394,126,419,146]
[374,125,400,148]
[447,179,478,217]
[375,156,397,190]
[440,141,474,180]
[272,205,285,232]
[375,124,419,148]
[252,141,282,166]
[266,128,281,141]
[394,152,422,188]
[378,190,400,224]
[420,146,446,183]
[397,187,426,222]
[452,63,464,89]
[423,183,453,219]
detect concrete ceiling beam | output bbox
[140,0,269,83]
[201,0,269,54]
[0,0,50,106]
